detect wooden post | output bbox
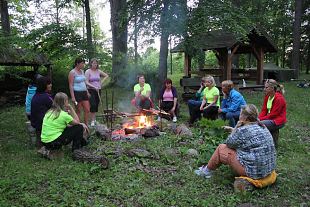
[184,53,191,77]
[227,45,239,81]
[46,65,52,80]
[256,47,264,84]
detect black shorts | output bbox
[74,91,89,102]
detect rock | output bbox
[95,123,111,140]
[187,149,198,157]
[233,178,254,193]
[163,148,179,157]
[175,124,193,137]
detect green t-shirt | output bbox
[41,110,74,143]
[203,86,220,107]
[134,83,151,96]
[267,96,275,113]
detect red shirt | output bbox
[259,92,287,126]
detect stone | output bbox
[187,149,198,157]
[233,178,254,193]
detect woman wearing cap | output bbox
[258,79,286,146]
[85,58,109,127]
[68,57,90,125]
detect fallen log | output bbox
[72,149,109,169]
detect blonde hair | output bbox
[205,75,216,86]
[235,104,265,129]
[48,92,68,119]
[90,58,99,69]
[221,80,234,91]
[265,79,285,94]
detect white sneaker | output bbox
[172,116,177,122]
[90,121,96,127]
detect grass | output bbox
[0,72,310,206]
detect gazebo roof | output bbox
[171,27,277,54]
[0,48,51,67]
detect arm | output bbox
[67,104,80,124]
[225,127,243,149]
[68,71,76,103]
[203,95,219,110]
[258,96,268,120]
[100,70,109,85]
[259,97,285,121]
[200,96,206,111]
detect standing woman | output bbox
[199,75,220,120]
[259,79,286,146]
[68,57,90,125]
[158,78,178,122]
[85,58,109,127]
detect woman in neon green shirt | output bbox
[199,75,220,120]
[41,92,89,151]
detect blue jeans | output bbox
[220,111,240,127]
[188,99,202,123]
[261,120,285,132]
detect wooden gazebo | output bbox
[0,48,52,78]
[171,27,277,85]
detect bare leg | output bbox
[81,100,90,125]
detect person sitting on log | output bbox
[218,80,246,127]
[158,78,178,122]
[258,79,286,147]
[195,104,277,191]
[30,76,53,148]
[41,92,89,153]
[199,75,220,120]
[188,76,208,125]
[131,74,154,111]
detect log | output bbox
[72,149,109,169]
[95,124,111,140]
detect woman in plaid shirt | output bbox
[195,104,276,180]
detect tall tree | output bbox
[83,0,93,60]
[110,0,128,84]
[291,0,303,78]
[0,0,10,35]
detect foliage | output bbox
[1,73,310,206]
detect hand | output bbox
[87,92,91,98]
[218,108,222,113]
[200,106,204,111]
[80,123,89,134]
[222,126,234,132]
[170,107,175,113]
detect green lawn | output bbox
[0,73,309,207]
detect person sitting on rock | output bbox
[158,78,178,122]
[188,76,208,124]
[41,92,89,153]
[199,75,220,120]
[30,76,53,148]
[195,104,277,190]
[131,74,153,110]
[258,79,286,147]
[218,80,246,127]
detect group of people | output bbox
[193,77,286,187]
[25,57,108,153]
[26,59,287,187]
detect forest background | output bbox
[0,0,309,94]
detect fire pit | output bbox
[111,114,160,141]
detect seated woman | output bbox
[131,74,153,110]
[188,77,207,124]
[195,104,276,185]
[218,80,246,127]
[199,75,220,120]
[41,92,89,152]
[30,76,53,148]
[158,79,178,122]
[259,79,286,146]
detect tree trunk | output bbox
[291,0,303,78]
[84,0,93,60]
[281,34,287,68]
[0,0,10,35]
[110,0,128,85]
[306,42,310,74]
[158,0,170,84]
[134,15,138,65]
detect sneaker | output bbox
[194,166,212,178]
[172,116,177,122]
[157,117,161,122]
[90,120,96,127]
